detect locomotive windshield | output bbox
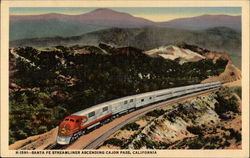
[64,118,75,122]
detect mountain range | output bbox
[10,26,241,68]
[10,8,241,41]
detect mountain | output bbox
[10,26,241,54]
[10,9,241,41]
[9,8,155,41]
[10,9,155,27]
[10,26,241,68]
[10,20,106,41]
[73,8,155,27]
[10,9,241,30]
[159,14,241,31]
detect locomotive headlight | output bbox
[60,137,66,141]
[60,127,67,135]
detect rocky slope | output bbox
[8,43,241,149]
[99,86,242,149]
[144,45,205,63]
[10,26,241,68]
[9,127,58,150]
[177,43,241,83]
[201,51,241,83]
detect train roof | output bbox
[72,81,221,116]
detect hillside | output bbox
[10,20,106,41]
[10,9,241,41]
[10,26,241,68]
[9,44,233,144]
[159,14,241,31]
[9,85,242,150]
[99,87,242,149]
[143,45,205,63]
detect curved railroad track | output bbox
[63,87,220,150]
[45,143,68,150]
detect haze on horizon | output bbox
[10,7,241,22]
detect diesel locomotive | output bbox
[57,81,221,145]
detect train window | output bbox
[70,119,74,122]
[124,100,128,104]
[141,99,144,102]
[149,97,152,99]
[130,99,133,102]
[65,119,69,121]
[156,93,171,97]
[88,111,95,118]
[76,120,80,123]
[103,106,108,112]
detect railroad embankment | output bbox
[8,44,241,150]
[99,86,242,149]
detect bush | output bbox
[232,87,242,99]
[229,129,241,143]
[186,126,203,136]
[204,144,217,149]
[215,92,239,119]
[121,122,140,131]
[146,109,165,117]
[144,139,171,149]
[188,139,204,149]
[133,140,144,149]
[103,138,123,146]
[187,136,210,149]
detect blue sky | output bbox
[10,7,241,22]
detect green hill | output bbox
[10,19,106,41]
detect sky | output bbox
[10,7,241,22]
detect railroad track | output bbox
[65,87,220,150]
[45,143,68,150]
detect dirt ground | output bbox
[9,127,58,150]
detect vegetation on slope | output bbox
[99,87,241,149]
[9,46,228,144]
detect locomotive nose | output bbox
[58,118,79,136]
[58,122,71,134]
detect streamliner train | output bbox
[57,81,221,145]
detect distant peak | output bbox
[93,8,113,12]
[86,8,131,16]
[198,14,241,17]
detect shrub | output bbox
[209,136,221,144]
[146,109,165,117]
[204,144,217,149]
[188,139,204,149]
[229,129,241,143]
[144,139,171,149]
[187,136,209,149]
[121,122,140,131]
[215,93,239,119]
[232,87,242,99]
[224,140,230,147]
[103,138,123,146]
[186,126,203,136]
[133,140,144,149]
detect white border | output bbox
[1,1,249,157]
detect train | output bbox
[56,81,221,145]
